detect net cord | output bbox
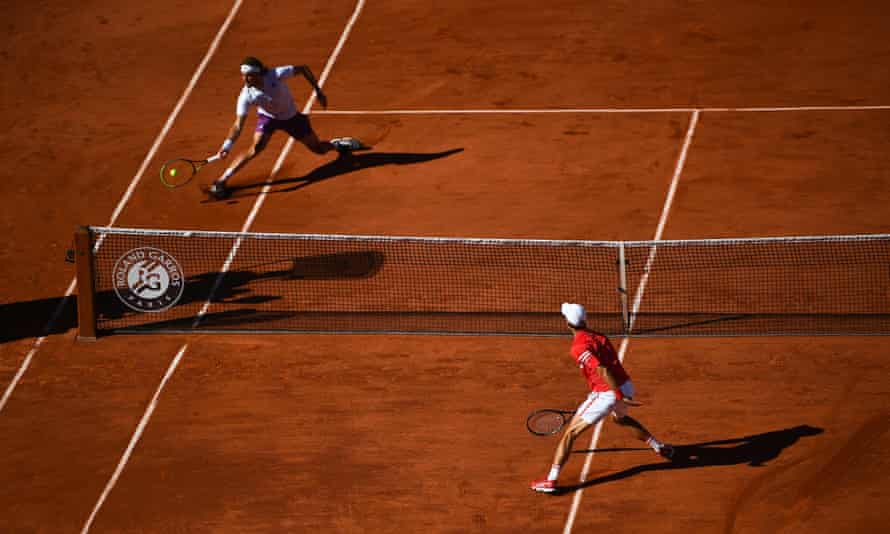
[87,226,890,248]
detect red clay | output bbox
[2,1,890,532]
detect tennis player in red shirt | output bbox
[531,303,674,493]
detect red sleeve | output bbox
[577,340,600,368]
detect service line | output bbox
[316,104,890,114]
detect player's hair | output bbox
[240,56,268,74]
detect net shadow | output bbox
[0,296,78,343]
[93,250,385,332]
[629,312,890,336]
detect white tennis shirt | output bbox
[236,66,298,120]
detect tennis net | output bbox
[74,226,890,337]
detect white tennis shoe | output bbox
[331,137,362,151]
[207,182,231,200]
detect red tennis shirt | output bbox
[570,329,630,392]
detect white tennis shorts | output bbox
[575,381,636,424]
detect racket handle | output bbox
[206,154,221,163]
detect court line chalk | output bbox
[316,104,890,115]
[194,0,366,324]
[81,2,367,532]
[0,1,245,420]
[80,344,189,534]
[563,110,700,534]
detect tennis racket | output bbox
[526,409,575,436]
[160,154,221,188]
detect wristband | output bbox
[221,139,234,152]
[614,388,623,401]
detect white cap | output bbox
[561,302,586,327]
[240,64,262,75]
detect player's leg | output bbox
[226,131,272,178]
[285,113,363,154]
[610,410,654,440]
[610,381,674,459]
[280,113,336,154]
[531,392,611,493]
[210,131,271,198]
[298,129,336,154]
[299,130,364,155]
[532,416,594,493]
[610,411,673,459]
[552,415,593,467]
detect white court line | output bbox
[0,0,244,418]
[628,110,700,330]
[193,0,366,326]
[316,104,890,114]
[80,345,188,534]
[0,278,76,414]
[105,1,244,230]
[706,104,890,113]
[81,2,366,532]
[562,110,700,534]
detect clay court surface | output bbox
[2,1,890,532]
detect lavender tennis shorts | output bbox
[255,113,313,138]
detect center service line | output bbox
[562,110,700,534]
[194,0,367,325]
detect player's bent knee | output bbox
[568,421,591,438]
[249,135,271,157]
[299,136,325,154]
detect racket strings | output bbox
[160,159,197,188]
[527,410,568,435]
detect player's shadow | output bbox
[227,148,464,198]
[553,424,824,495]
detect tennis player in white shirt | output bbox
[209,56,360,199]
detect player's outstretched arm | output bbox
[296,65,327,108]
[218,114,247,158]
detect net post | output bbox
[617,242,629,334]
[74,226,98,342]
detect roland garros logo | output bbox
[113,247,184,313]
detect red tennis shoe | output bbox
[530,477,558,493]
